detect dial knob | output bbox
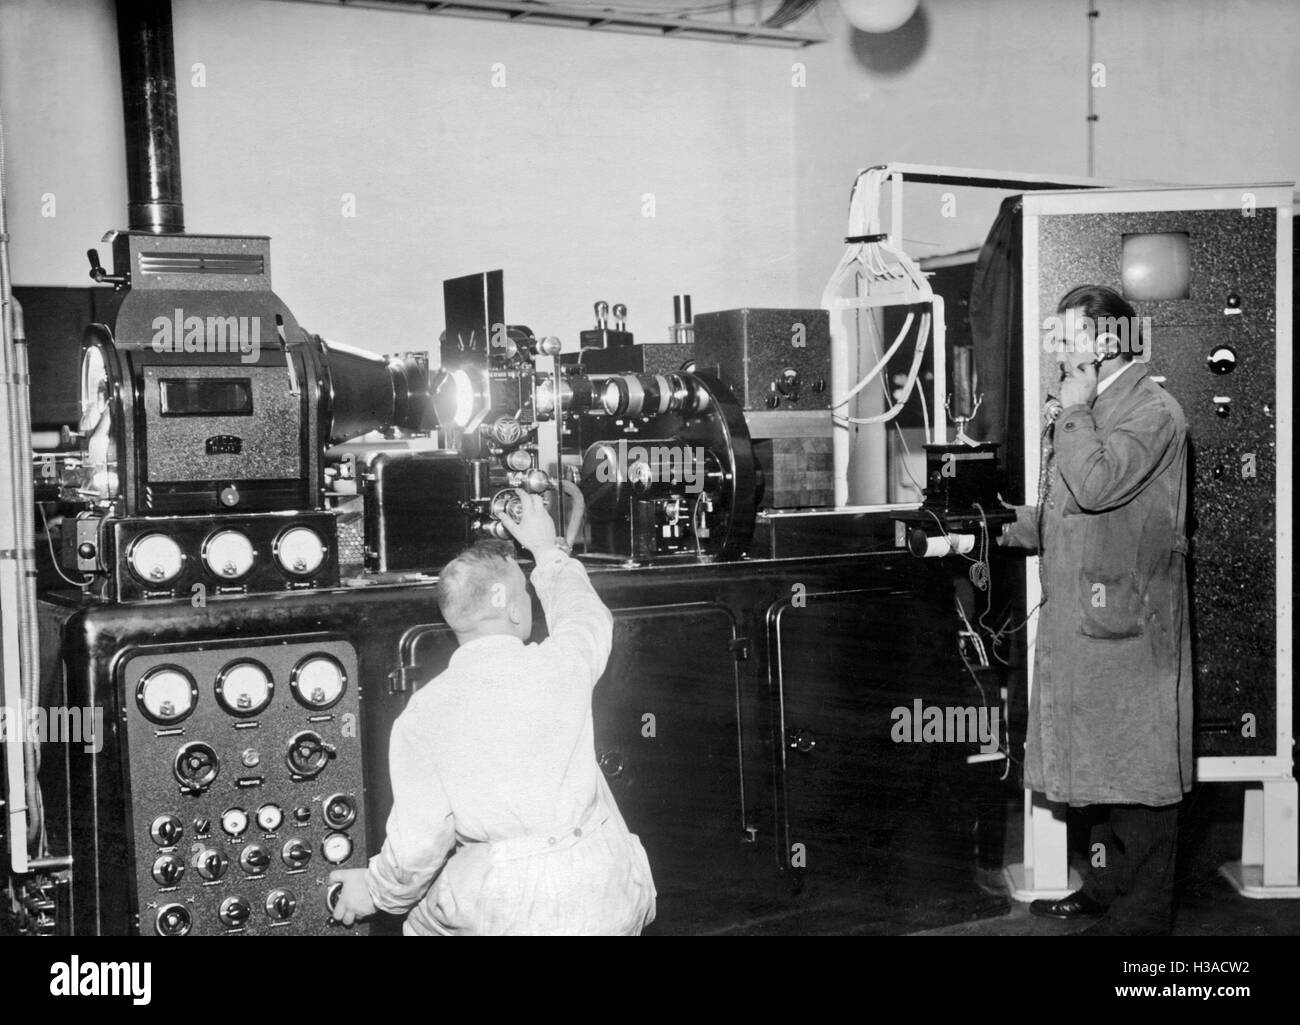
[265,889,298,921]
[326,881,343,912]
[152,853,186,887]
[173,741,220,792]
[155,903,192,937]
[192,846,229,881]
[150,814,184,847]
[219,896,252,928]
[322,793,358,831]
[240,844,271,876]
[490,417,526,445]
[285,730,336,779]
[282,838,312,870]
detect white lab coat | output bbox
[365,548,657,935]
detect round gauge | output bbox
[274,526,326,578]
[1207,346,1237,375]
[136,666,198,725]
[290,654,347,711]
[202,529,256,580]
[127,532,184,585]
[221,807,249,837]
[215,660,274,717]
[256,804,284,833]
[321,832,353,865]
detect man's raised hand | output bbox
[497,490,557,556]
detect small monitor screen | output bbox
[1121,232,1191,300]
[160,378,253,416]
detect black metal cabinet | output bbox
[34,551,1007,935]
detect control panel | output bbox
[67,511,341,603]
[691,308,831,411]
[118,635,364,935]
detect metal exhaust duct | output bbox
[116,0,184,233]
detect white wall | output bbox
[792,0,1300,302]
[1,0,800,357]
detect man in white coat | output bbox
[329,491,656,934]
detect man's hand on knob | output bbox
[328,868,375,926]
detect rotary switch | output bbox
[150,814,183,847]
[192,846,229,881]
[265,889,298,922]
[240,844,271,876]
[152,853,186,887]
[219,896,252,929]
[281,838,313,870]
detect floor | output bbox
[920,783,1300,937]
[646,782,1300,936]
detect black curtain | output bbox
[968,195,1025,502]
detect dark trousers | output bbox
[1079,803,1180,933]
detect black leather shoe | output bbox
[1029,891,1106,919]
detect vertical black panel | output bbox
[1035,208,1278,757]
[13,286,96,430]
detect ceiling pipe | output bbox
[116,0,184,234]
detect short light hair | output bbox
[436,540,519,628]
